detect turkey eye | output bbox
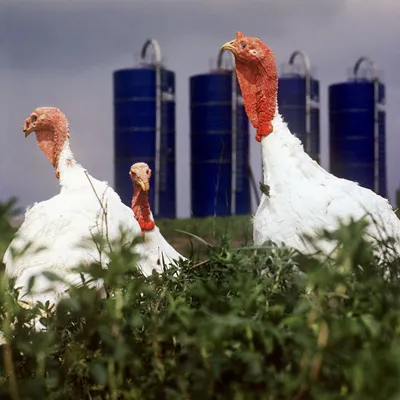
[31,115,37,122]
[146,169,149,174]
[241,42,246,49]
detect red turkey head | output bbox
[129,162,155,232]
[129,162,151,192]
[220,31,272,64]
[221,32,278,142]
[23,107,70,177]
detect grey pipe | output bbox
[217,49,238,215]
[141,39,162,216]
[353,56,380,194]
[288,50,313,157]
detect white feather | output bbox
[3,140,145,308]
[254,111,400,260]
[140,224,186,276]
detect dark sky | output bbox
[1,0,399,217]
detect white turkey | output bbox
[2,107,147,329]
[221,32,400,259]
[128,161,186,272]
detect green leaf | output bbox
[90,362,108,386]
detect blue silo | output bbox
[113,39,176,218]
[190,51,251,217]
[329,57,386,197]
[278,51,320,163]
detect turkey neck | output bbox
[57,140,77,175]
[260,110,304,187]
[36,122,76,178]
[131,184,155,232]
[254,59,299,186]
[235,60,278,140]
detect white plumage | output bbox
[140,226,186,273]
[253,112,400,259]
[3,140,144,308]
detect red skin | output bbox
[222,31,278,142]
[130,163,155,234]
[23,107,71,178]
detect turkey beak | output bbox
[221,40,236,54]
[130,168,150,191]
[23,118,34,137]
[138,181,146,191]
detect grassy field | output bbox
[155,214,253,258]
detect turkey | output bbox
[221,32,400,259]
[2,107,146,325]
[128,161,186,273]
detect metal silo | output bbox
[329,57,386,197]
[190,49,252,217]
[113,39,176,218]
[278,51,320,162]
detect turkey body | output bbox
[3,142,144,306]
[128,161,186,276]
[253,113,400,258]
[220,32,400,260]
[140,226,186,275]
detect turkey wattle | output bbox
[129,162,186,274]
[221,32,400,258]
[3,107,145,316]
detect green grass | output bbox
[156,214,253,258]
